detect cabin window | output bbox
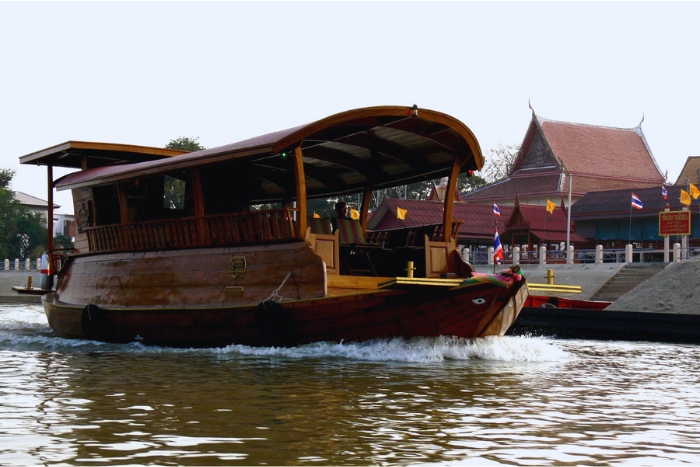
[123,172,194,222]
[92,185,121,226]
[164,175,186,210]
[200,163,254,215]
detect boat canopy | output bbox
[20,141,187,169]
[22,105,483,201]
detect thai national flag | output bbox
[631,193,643,210]
[493,229,504,264]
[662,186,668,200]
[493,202,501,217]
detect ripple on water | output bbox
[1,305,699,466]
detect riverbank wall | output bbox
[0,271,41,304]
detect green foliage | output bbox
[459,172,487,193]
[163,175,186,210]
[165,137,206,152]
[15,211,47,258]
[53,233,75,254]
[0,170,48,259]
[0,169,14,189]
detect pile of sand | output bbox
[606,257,700,314]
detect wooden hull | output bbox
[42,242,528,348]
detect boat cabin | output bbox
[21,106,484,279]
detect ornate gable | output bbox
[520,131,559,170]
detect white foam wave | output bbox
[214,335,568,363]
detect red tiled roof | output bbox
[538,119,664,182]
[465,173,666,203]
[504,201,586,244]
[464,174,562,201]
[513,203,570,233]
[367,198,512,237]
[463,113,666,203]
[366,197,588,244]
[674,156,700,186]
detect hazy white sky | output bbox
[2,1,699,214]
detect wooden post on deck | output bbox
[191,167,208,243]
[47,165,54,269]
[293,146,307,238]
[359,184,373,233]
[441,156,462,242]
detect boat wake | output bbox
[0,305,567,363]
[215,335,567,363]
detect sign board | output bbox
[659,211,691,236]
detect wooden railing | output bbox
[83,209,296,253]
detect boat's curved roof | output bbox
[26,105,483,200]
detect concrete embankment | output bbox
[0,271,42,304]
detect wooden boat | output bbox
[20,105,528,348]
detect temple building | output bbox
[462,109,667,208]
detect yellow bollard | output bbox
[406,261,416,278]
[545,269,556,285]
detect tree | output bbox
[477,144,520,184]
[165,136,206,152]
[52,233,74,255]
[458,171,487,194]
[0,169,48,259]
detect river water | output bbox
[1,304,699,466]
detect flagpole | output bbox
[628,192,633,245]
[543,201,547,249]
[494,210,499,274]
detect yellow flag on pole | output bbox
[690,183,700,199]
[681,189,692,205]
[546,199,556,214]
[397,207,407,220]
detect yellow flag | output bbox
[350,208,360,220]
[546,199,556,214]
[313,212,321,218]
[681,189,692,205]
[690,183,700,199]
[397,207,407,220]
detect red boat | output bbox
[21,105,528,347]
[525,295,611,310]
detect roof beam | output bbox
[386,119,468,158]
